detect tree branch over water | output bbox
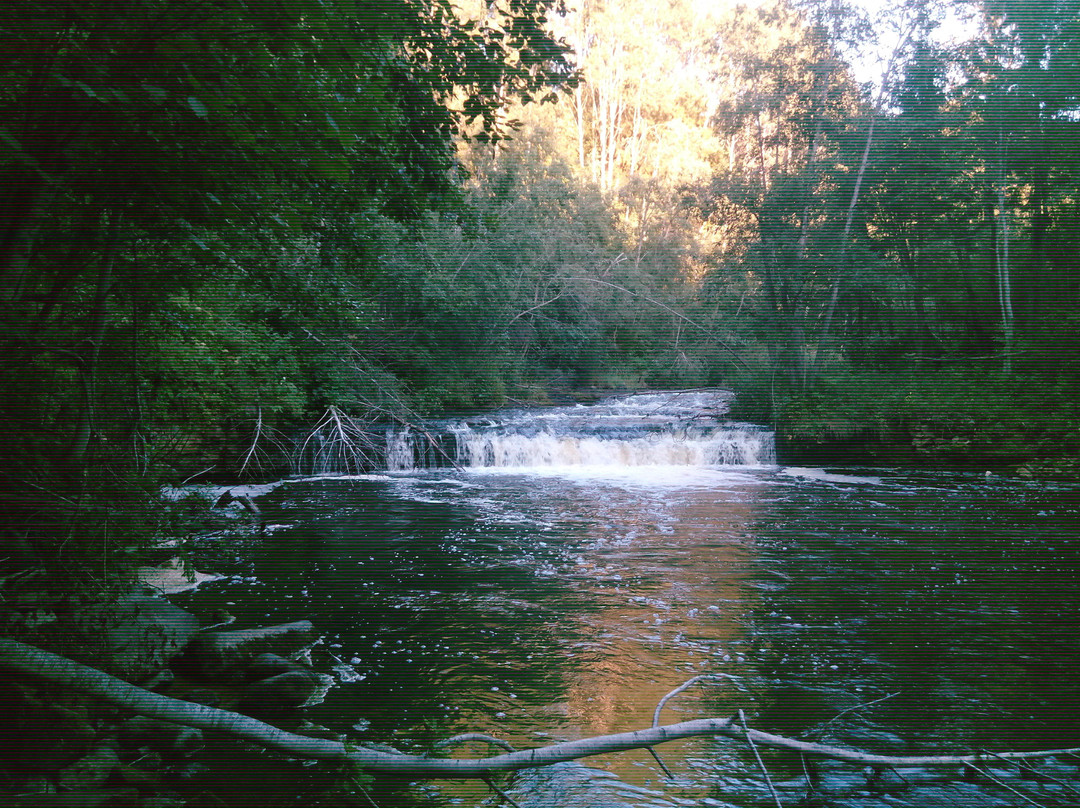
[4,638,1080,786]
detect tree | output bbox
[0,0,578,551]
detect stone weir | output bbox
[381,389,776,471]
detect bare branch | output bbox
[179,465,216,487]
[740,709,783,808]
[563,276,751,369]
[649,673,740,779]
[4,637,1080,793]
[981,749,1080,798]
[484,776,524,808]
[963,761,1049,808]
[435,734,516,754]
[652,673,740,729]
[502,292,565,329]
[808,691,900,739]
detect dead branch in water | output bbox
[296,406,382,475]
[238,406,292,475]
[4,638,1080,792]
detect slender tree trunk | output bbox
[808,6,920,387]
[629,81,644,178]
[574,86,587,171]
[992,126,1014,375]
[796,84,827,261]
[755,112,768,193]
[66,213,121,473]
[810,112,878,388]
[996,182,1014,375]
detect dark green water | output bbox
[175,465,1080,807]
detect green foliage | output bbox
[0,0,579,554]
[3,0,1080,560]
[764,355,1080,466]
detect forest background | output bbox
[2,0,1078,558]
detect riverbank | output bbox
[0,552,360,808]
[729,366,1080,479]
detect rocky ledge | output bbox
[1,588,342,808]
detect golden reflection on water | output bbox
[544,488,761,785]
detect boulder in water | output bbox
[57,745,119,792]
[243,653,302,682]
[180,621,315,681]
[116,717,203,759]
[69,595,200,682]
[239,670,321,708]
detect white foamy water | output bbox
[780,467,884,485]
[463,464,769,489]
[384,389,775,472]
[454,428,772,469]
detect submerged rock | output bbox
[180,621,315,681]
[8,790,139,808]
[113,763,162,791]
[70,595,200,682]
[57,746,119,792]
[239,669,321,707]
[1,702,96,772]
[116,717,203,759]
[243,653,301,682]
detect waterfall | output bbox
[383,390,775,471]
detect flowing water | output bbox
[174,390,1080,807]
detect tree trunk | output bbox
[66,213,121,473]
[4,638,1080,781]
[810,116,876,387]
[995,130,1014,375]
[996,183,1014,375]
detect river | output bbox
[172,390,1080,807]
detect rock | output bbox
[136,799,185,808]
[175,762,210,781]
[243,653,301,682]
[57,746,119,791]
[116,717,203,759]
[214,490,260,515]
[114,764,162,791]
[8,790,139,808]
[69,595,200,682]
[239,670,320,707]
[180,621,316,682]
[140,669,174,691]
[1,703,97,772]
[171,686,221,707]
[135,558,223,596]
[17,774,57,794]
[183,793,228,808]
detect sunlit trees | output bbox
[0,0,578,550]
[3,0,1080,555]
[694,0,868,388]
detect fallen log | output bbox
[3,637,1080,780]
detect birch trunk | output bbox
[4,638,1080,780]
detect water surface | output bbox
[175,399,1080,807]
